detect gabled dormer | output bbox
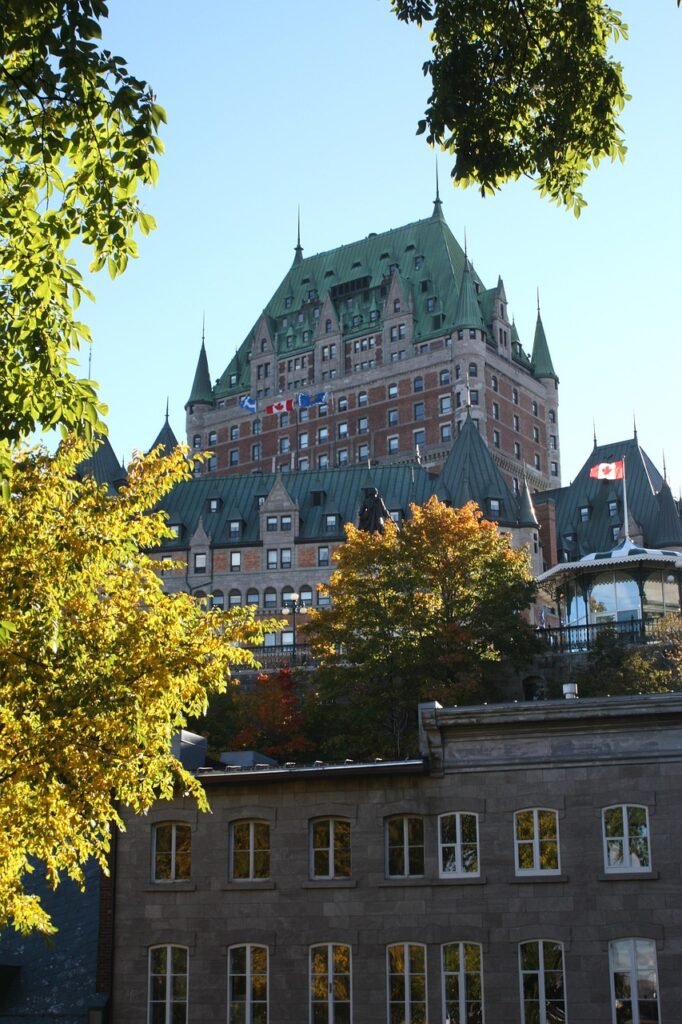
[258,476,299,540]
[188,517,211,579]
[252,312,276,359]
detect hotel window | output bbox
[324,514,337,533]
[513,388,519,404]
[441,943,483,1024]
[549,409,556,424]
[310,945,352,1024]
[388,436,399,455]
[358,443,369,463]
[280,548,292,569]
[514,809,560,874]
[608,499,618,517]
[280,515,292,531]
[440,368,450,385]
[228,451,237,468]
[228,589,241,607]
[414,375,424,392]
[440,423,452,443]
[426,296,436,312]
[228,945,268,1024]
[338,421,349,439]
[194,552,206,573]
[263,587,277,610]
[318,426,329,444]
[267,549,277,570]
[534,454,541,470]
[533,426,540,442]
[489,498,500,517]
[252,419,261,434]
[492,402,500,420]
[358,390,368,406]
[325,318,333,333]
[513,414,520,432]
[519,940,566,1024]
[493,430,500,448]
[208,430,217,446]
[469,328,476,339]
[388,382,398,399]
[299,431,309,449]
[298,456,310,472]
[192,433,201,449]
[414,401,425,420]
[266,515,278,532]
[279,437,290,454]
[532,400,538,415]
[246,588,259,606]
[439,813,479,877]
[148,946,188,1024]
[414,428,426,447]
[318,454,329,469]
[468,362,478,377]
[230,820,270,880]
[390,325,398,342]
[318,546,330,567]
[338,397,348,412]
[386,815,424,877]
[310,818,351,879]
[470,390,479,406]
[579,505,591,523]
[514,443,521,460]
[388,408,399,427]
[251,442,261,461]
[440,395,452,415]
[387,944,426,1024]
[602,805,651,872]
[550,434,557,450]
[358,416,368,434]
[551,462,559,477]
[337,448,349,466]
[152,823,191,882]
[609,939,660,1024]
[208,454,218,471]
[491,375,498,392]
[230,425,239,441]
[399,323,406,340]
[230,552,241,573]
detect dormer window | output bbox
[194,553,207,573]
[229,373,238,386]
[579,506,591,523]
[227,520,241,539]
[208,498,221,513]
[608,500,618,518]
[325,319,333,334]
[168,524,182,540]
[394,299,401,313]
[489,499,500,518]
[325,514,338,532]
[284,296,292,309]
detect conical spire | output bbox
[149,400,179,455]
[437,412,517,524]
[293,207,303,265]
[431,163,445,221]
[530,300,558,380]
[518,475,539,527]
[186,328,214,408]
[453,258,485,331]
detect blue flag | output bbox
[298,391,328,408]
[239,395,257,414]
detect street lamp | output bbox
[282,591,308,663]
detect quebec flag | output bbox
[298,391,328,408]
[239,395,257,414]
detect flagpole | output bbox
[622,456,629,542]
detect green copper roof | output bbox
[76,436,126,492]
[214,206,497,398]
[530,311,557,381]
[187,341,214,407]
[435,412,521,527]
[149,412,179,455]
[536,436,681,558]
[453,259,485,331]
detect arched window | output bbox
[491,374,498,392]
[211,591,224,610]
[325,318,333,334]
[263,587,277,610]
[148,946,188,1024]
[300,585,313,607]
[229,589,242,607]
[246,588,259,607]
[228,945,269,1024]
[468,362,478,377]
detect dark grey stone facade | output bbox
[111,694,682,1022]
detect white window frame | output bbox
[514,809,560,875]
[602,805,651,872]
[441,941,484,1024]
[438,812,479,878]
[608,938,660,1024]
[152,822,191,883]
[518,940,566,1024]
[385,815,424,878]
[387,943,426,1024]
[310,818,351,879]
[227,944,268,1024]
[148,944,188,1024]
[230,820,271,881]
[310,943,352,1024]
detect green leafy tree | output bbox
[304,497,537,758]
[0,0,164,486]
[390,0,634,214]
[0,440,278,934]
[574,615,682,697]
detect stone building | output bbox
[110,693,682,1023]
[185,195,561,497]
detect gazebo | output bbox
[536,539,682,652]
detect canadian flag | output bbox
[264,399,294,415]
[589,460,624,480]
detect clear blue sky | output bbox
[84,1,682,495]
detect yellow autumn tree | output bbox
[0,439,278,934]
